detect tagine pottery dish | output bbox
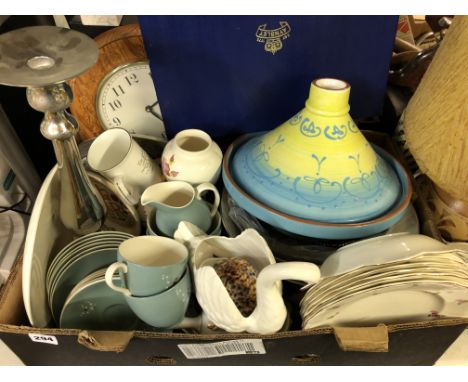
[220,187,420,263]
[161,129,223,184]
[231,78,401,223]
[174,222,321,334]
[223,134,412,239]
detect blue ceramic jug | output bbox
[141,181,220,237]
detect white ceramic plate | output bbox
[304,251,468,304]
[302,259,468,313]
[302,252,468,314]
[302,281,468,329]
[22,164,136,327]
[22,166,72,327]
[319,233,459,278]
[301,265,468,320]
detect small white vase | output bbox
[161,129,223,185]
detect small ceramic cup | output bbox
[124,267,192,328]
[87,128,163,205]
[105,236,188,297]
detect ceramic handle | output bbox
[174,221,207,250]
[195,183,220,218]
[105,262,131,296]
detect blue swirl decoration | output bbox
[291,112,360,140]
[347,120,360,133]
[246,138,282,180]
[289,112,303,125]
[311,154,327,176]
[343,173,382,199]
[300,118,322,138]
[324,124,348,140]
[293,176,343,204]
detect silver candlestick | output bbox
[0,26,105,234]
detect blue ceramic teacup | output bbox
[124,267,191,328]
[105,236,188,297]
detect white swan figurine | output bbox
[174,222,321,334]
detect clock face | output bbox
[96,61,167,140]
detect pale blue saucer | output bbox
[60,275,139,330]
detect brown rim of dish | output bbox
[222,135,413,228]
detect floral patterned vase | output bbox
[161,129,223,185]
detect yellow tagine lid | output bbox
[231,78,402,223]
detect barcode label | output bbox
[178,339,266,359]
[28,333,58,345]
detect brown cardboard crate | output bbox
[1,131,466,365]
[1,256,467,365]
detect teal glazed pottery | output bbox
[222,133,412,240]
[141,181,220,237]
[105,236,188,297]
[50,248,119,323]
[146,204,223,237]
[60,276,139,330]
[124,267,191,328]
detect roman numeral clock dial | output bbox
[96,61,166,140]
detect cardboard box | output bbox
[1,257,467,366]
[0,131,466,365]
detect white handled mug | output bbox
[88,128,163,204]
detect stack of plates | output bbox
[300,233,468,329]
[46,231,133,326]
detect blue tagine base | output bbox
[222,133,413,240]
[231,132,401,223]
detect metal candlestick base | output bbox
[0,26,105,234]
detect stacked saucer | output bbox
[300,233,468,329]
[46,231,133,325]
[60,268,139,330]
